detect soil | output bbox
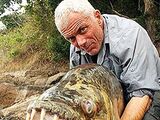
[0,51,69,120]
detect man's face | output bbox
[61,11,104,55]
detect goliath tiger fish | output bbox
[26,64,124,120]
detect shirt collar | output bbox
[75,47,81,53]
[102,14,109,44]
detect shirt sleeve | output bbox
[114,26,160,99]
[128,89,154,101]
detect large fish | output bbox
[26,64,124,120]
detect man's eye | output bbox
[67,36,76,42]
[80,27,87,34]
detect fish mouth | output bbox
[27,99,82,120]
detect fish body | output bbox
[26,64,124,120]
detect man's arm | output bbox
[120,95,152,120]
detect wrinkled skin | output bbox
[26,64,124,120]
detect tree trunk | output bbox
[144,0,158,42]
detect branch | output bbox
[108,0,130,19]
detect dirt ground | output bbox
[0,50,69,119]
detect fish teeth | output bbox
[40,109,46,120]
[30,109,36,120]
[26,112,30,120]
[53,114,59,120]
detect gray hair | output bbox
[54,0,95,33]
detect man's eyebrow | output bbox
[64,26,81,38]
[62,19,89,39]
[65,24,88,40]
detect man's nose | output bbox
[76,35,86,47]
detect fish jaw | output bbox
[26,98,83,120]
[26,88,113,120]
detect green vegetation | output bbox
[48,31,70,61]
[0,0,159,71]
[1,13,25,29]
[0,0,70,65]
[26,0,70,61]
[0,15,40,60]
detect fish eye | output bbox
[86,101,93,113]
[80,99,97,117]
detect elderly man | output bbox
[54,0,160,120]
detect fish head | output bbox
[26,64,123,120]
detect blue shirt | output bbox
[70,14,160,100]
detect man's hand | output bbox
[121,95,152,120]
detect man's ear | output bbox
[94,10,103,26]
[94,9,101,19]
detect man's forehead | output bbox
[61,12,90,28]
[61,14,89,37]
